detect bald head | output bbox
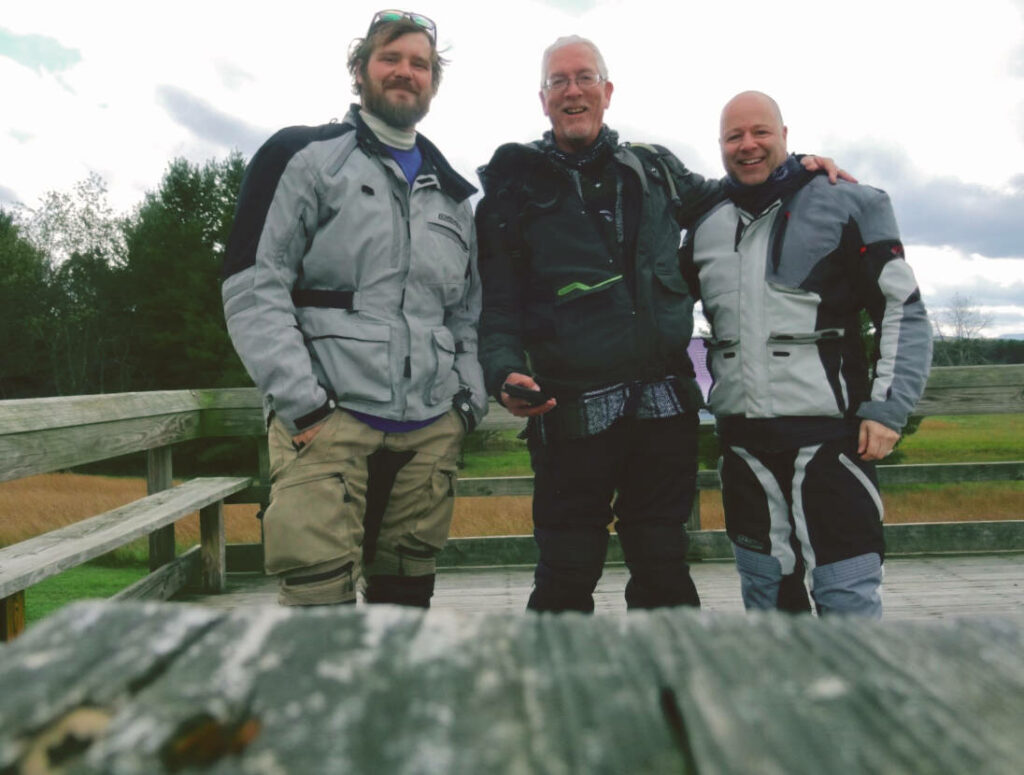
[719,91,788,185]
[720,91,783,135]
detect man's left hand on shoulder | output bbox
[801,155,857,184]
[858,419,900,461]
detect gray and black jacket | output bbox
[222,106,486,436]
[681,173,932,443]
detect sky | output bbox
[3,0,1023,337]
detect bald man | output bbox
[681,91,932,618]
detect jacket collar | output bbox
[343,105,477,202]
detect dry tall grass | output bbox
[1,472,1019,549]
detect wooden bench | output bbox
[0,476,251,640]
[0,600,1020,774]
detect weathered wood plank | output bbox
[1,602,1021,774]
[877,460,1024,484]
[0,391,201,435]
[113,546,202,602]
[0,476,250,598]
[0,590,25,641]
[885,520,1024,554]
[916,364,1024,415]
[200,502,226,593]
[147,447,175,571]
[0,412,202,482]
[0,602,224,771]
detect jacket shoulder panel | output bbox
[222,123,355,280]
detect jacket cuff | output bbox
[452,389,477,433]
[855,403,904,433]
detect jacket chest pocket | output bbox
[552,275,634,371]
[419,220,470,306]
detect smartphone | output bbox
[502,382,549,407]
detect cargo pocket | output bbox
[411,463,457,552]
[424,221,470,306]
[302,313,393,403]
[767,329,845,416]
[263,470,358,575]
[427,327,458,406]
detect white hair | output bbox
[540,35,608,88]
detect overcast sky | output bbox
[3,0,1023,336]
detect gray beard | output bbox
[362,88,429,131]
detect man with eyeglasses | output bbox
[476,36,843,613]
[222,10,485,608]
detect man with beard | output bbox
[475,37,843,614]
[222,10,485,608]
[681,91,932,617]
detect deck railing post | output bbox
[0,591,25,642]
[147,446,175,571]
[687,491,702,532]
[199,502,226,593]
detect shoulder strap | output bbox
[626,143,680,209]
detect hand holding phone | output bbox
[502,382,549,407]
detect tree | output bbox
[17,173,127,266]
[121,154,250,390]
[0,211,52,397]
[931,293,993,365]
[45,249,133,395]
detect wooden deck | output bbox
[174,552,1024,622]
[3,593,1022,774]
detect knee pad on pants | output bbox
[733,543,784,611]
[278,558,356,606]
[811,552,883,619]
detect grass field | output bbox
[2,414,1020,623]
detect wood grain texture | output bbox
[0,601,1020,774]
[113,546,201,602]
[0,590,25,641]
[200,502,226,593]
[0,476,250,598]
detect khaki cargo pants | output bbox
[263,408,465,605]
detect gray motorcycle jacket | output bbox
[682,175,932,433]
[222,107,486,436]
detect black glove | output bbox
[452,389,477,433]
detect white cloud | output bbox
[3,0,1023,335]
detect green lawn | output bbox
[897,415,1023,463]
[25,563,148,623]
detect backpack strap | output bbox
[626,142,681,210]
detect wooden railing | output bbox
[1,364,1022,639]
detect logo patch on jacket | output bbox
[437,212,462,231]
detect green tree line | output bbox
[1,156,250,399]
[2,153,1022,402]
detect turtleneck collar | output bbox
[359,108,417,150]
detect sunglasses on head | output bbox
[368,10,436,41]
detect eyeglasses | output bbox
[543,72,606,92]
[369,9,437,41]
